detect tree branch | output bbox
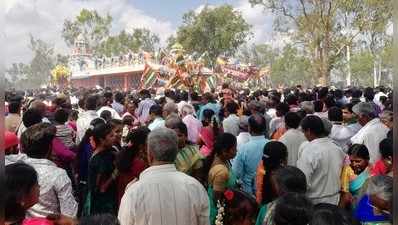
[334,30,361,56]
[299,0,309,20]
[273,1,300,28]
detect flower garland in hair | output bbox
[215,200,225,225]
[215,189,235,225]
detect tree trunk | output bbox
[378,57,382,86]
[373,59,378,87]
[317,50,330,86]
[346,45,351,86]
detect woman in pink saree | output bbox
[198,109,221,157]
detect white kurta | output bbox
[329,124,355,152]
[118,164,209,225]
[350,118,389,164]
[76,110,99,144]
[279,128,307,166]
[237,132,251,149]
[297,137,346,205]
[148,117,165,131]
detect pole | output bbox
[346,45,351,86]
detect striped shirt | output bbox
[136,98,156,124]
[55,124,75,149]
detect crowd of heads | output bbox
[4,83,394,225]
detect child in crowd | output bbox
[54,108,76,150]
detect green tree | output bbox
[62,9,112,52]
[96,28,160,57]
[237,43,278,67]
[360,0,392,87]
[250,0,393,85]
[175,5,251,66]
[55,54,69,66]
[5,62,31,89]
[350,50,374,86]
[28,35,55,87]
[270,44,313,87]
[166,35,177,50]
[131,28,160,52]
[6,35,55,89]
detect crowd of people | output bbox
[5,84,393,225]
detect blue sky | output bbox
[2,0,277,66]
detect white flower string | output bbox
[215,200,225,225]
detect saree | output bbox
[350,169,369,197]
[208,167,237,225]
[255,204,268,225]
[82,150,117,216]
[175,144,204,174]
[354,195,391,225]
[199,127,214,157]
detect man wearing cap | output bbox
[350,102,389,164]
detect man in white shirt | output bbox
[279,112,307,166]
[148,104,165,131]
[297,115,346,205]
[350,102,389,164]
[327,107,355,152]
[222,101,240,136]
[97,92,122,119]
[76,95,99,144]
[236,116,251,149]
[118,127,209,225]
[373,87,387,109]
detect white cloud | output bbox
[194,4,216,15]
[2,0,174,67]
[233,0,274,44]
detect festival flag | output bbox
[165,74,182,89]
[140,64,157,89]
[207,75,217,90]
